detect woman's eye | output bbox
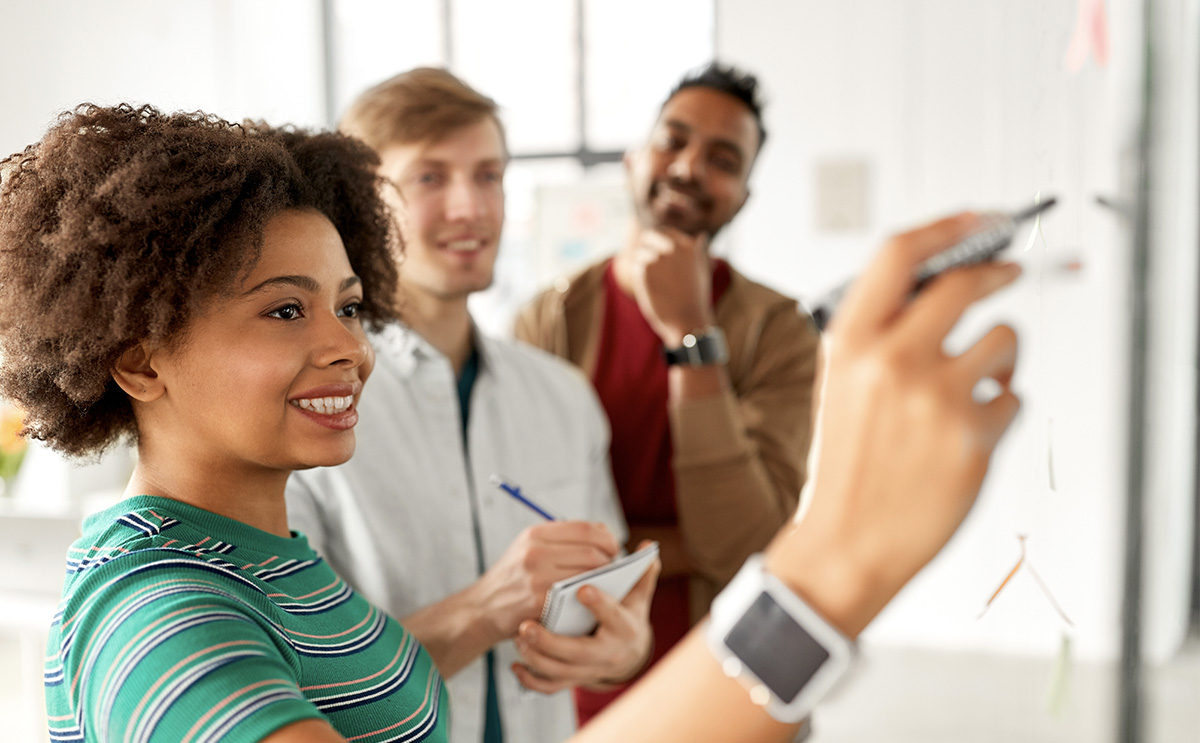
[338,301,362,319]
[268,303,303,320]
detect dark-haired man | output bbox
[516,62,820,723]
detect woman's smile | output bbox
[290,381,364,431]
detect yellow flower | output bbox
[0,406,27,456]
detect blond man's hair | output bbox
[340,67,504,153]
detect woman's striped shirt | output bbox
[44,495,449,743]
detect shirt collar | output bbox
[373,320,496,380]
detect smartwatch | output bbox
[706,554,857,723]
[663,326,729,367]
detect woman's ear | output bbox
[112,343,165,402]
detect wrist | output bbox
[463,576,516,646]
[658,328,689,347]
[658,317,716,347]
[763,522,890,639]
[663,325,728,368]
[706,553,858,723]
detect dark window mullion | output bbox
[510,149,623,167]
[575,0,587,159]
[321,0,338,127]
[441,0,626,170]
[442,0,454,68]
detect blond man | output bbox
[286,69,656,743]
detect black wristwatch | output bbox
[663,326,729,367]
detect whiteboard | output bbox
[718,0,1197,663]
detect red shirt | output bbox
[575,257,731,724]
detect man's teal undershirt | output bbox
[456,349,503,743]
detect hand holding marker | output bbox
[807,198,1058,331]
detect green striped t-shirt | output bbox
[44,496,449,743]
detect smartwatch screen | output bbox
[725,591,829,700]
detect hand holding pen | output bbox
[469,477,618,638]
[491,476,659,693]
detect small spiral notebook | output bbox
[539,541,660,637]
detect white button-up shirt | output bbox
[286,323,625,743]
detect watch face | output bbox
[724,591,830,701]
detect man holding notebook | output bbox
[285,68,656,743]
[516,62,820,725]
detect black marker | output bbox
[806,197,1058,331]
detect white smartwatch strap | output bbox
[705,554,857,723]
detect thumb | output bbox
[619,557,661,612]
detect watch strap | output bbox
[706,554,857,723]
[663,326,729,367]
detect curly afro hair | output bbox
[0,103,402,458]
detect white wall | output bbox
[0,0,332,506]
[716,0,1195,663]
[0,0,327,160]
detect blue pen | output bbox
[491,475,559,521]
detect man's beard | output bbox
[638,179,732,240]
[644,179,716,235]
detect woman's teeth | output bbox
[293,396,353,415]
[446,239,483,252]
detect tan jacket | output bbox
[515,259,820,620]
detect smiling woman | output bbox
[0,104,400,458]
[119,210,375,521]
[0,103,451,743]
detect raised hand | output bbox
[769,213,1022,636]
[568,212,1025,743]
[625,226,715,346]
